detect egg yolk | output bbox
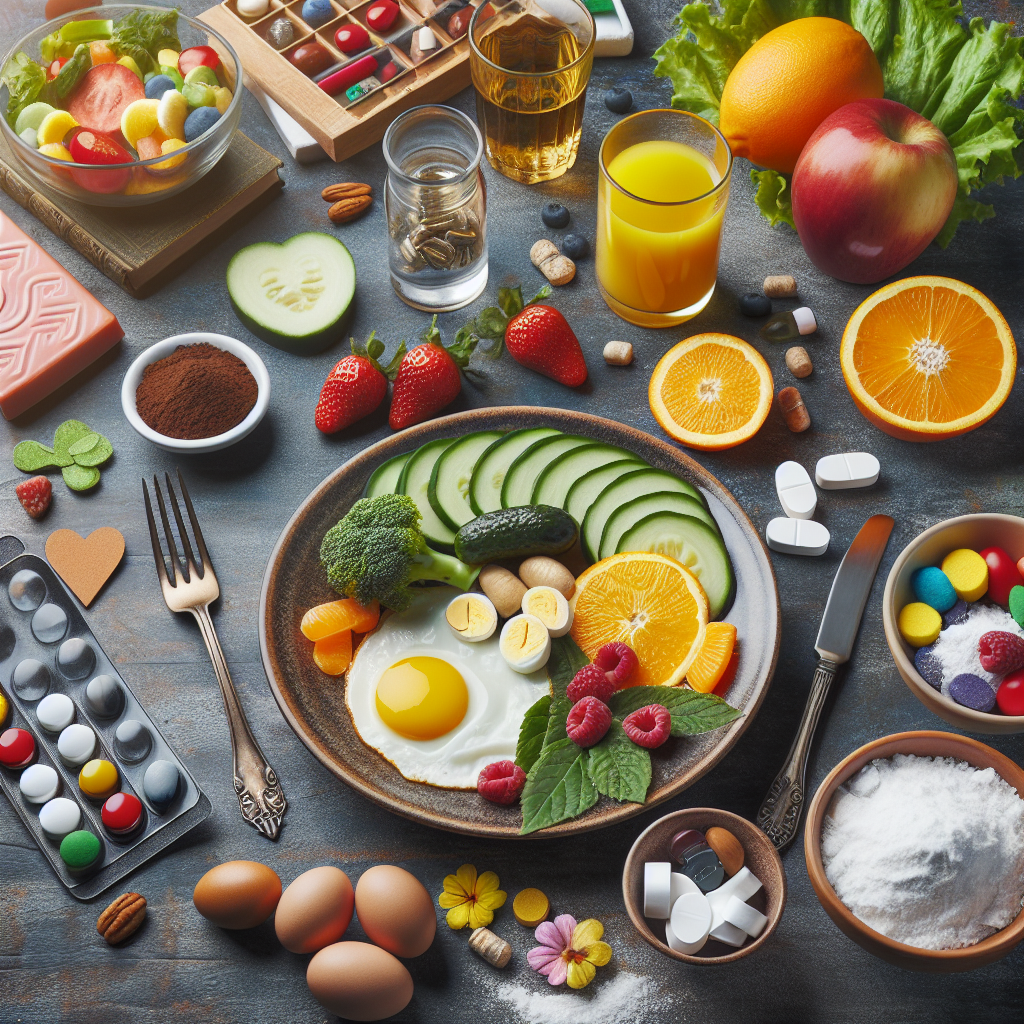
[375,656,469,740]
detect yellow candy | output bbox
[79,758,119,799]
[36,110,78,147]
[213,86,233,115]
[898,602,942,648]
[150,138,188,173]
[39,143,73,162]
[121,98,160,148]
[157,89,189,142]
[940,548,989,602]
[90,40,117,64]
[117,55,143,79]
[158,48,180,68]
[0,691,8,728]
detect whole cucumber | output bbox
[455,505,578,564]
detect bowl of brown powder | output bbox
[121,333,270,453]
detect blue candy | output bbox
[914,645,943,689]
[145,74,177,99]
[911,565,957,613]
[948,673,996,713]
[184,106,221,142]
[942,598,970,628]
[301,0,333,28]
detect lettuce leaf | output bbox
[110,8,180,75]
[2,52,48,128]
[751,167,794,227]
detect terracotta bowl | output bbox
[882,513,1024,734]
[622,808,786,964]
[805,730,1024,971]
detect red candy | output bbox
[477,760,526,804]
[997,670,1024,716]
[566,696,612,748]
[622,704,671,748]
[178,46,220,78]
[980,547,1022,606]
[593,641,638,687]
[366,0,399,32]
[68,129,132,194]
[566,663,616,704]
[335,23,370,53]
[102,791,144,835]
[380,60,400,83]
[319,54,378,96]
[0,728,36,769]
[978,631,1024,674]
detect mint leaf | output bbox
[543,697,572,745]
[62,463,101,491]
[12,440,59,472]
[515,695,551,773]
[547,635,589,701]
[520,736,597,834]
[587,720,651,803]
[751,168,794,228]
[72,434,113,468]
[608,686,741,736]
[53,420,95,463]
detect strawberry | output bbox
[314,333,403,434]
[16,476,52,519]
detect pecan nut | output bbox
[97,892,147,945]
[322,182,372,203]
[329,195,373,224]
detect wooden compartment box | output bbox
[200,0,486,161]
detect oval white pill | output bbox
[815,452,880,489]
[36,692,75,733]
[665,915,709,954]
[709,919,747,947]
[670,891,713,947]
[643,861,672,920]
[39,796,81,839]
[670,871,701,904]
[775,461,816,519]
[765,517,829,556]
[57,723,96,766]
[236,0,269,17]
[723,895,768,938]
[20,763,60,804]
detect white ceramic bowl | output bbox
[121,332,270,453]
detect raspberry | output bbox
[567,663,616,704]
[477,760,527,805]
[593,641,638,687]
[565,696,612,748]
[15,476,51,519]
[978,631,1024,674]
[622,704,671,749]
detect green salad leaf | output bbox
[2,51,47,128]
[653,0,1024,245]
[520,736,598,835]
[587,721,651,803]
[608,685,743,736]
[515,695,552,773]
[546,635,590,701]
[111,8,181,75]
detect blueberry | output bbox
[301,0,333,28]
[184,106,221,142]
[604,87,632,114]
[739,292,771,317]
[542,202,570,229]
[561,233,589,260]
[145,74,177,100]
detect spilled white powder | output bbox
[495,973,656,1024]
[822,754,1024,950]
[930,603,1023,697]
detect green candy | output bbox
[183,65,219,89]
[182,81,215,108]
[160,65,185,90]
[60,829,101,870]
[1009,585,1024,628]
[11,419,113,493]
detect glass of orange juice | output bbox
[596,110,732,328]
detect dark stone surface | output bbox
[2,1,1023,1021]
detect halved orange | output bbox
[649,334,773,450]
[301,598,379,641]
[686,621,737,693]
[570,552,708,687]
[313,630,352,676]
[840,276,1016,441]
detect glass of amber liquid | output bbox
[597,110,732,328]
[469,0,595,184]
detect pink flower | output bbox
[526,914,612,989]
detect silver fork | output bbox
[143,470,286,840]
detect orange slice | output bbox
[301,598,379,640]
[840,276,1015,441]
[570,552,708,687]
[649,334,773,450]
[685,621,737,693]
[313,630,352,676]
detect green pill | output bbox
[60,829,101,871]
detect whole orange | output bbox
[719,18,883,174]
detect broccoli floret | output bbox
[320,493,480,610]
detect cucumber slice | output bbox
[618,512,734,619]
[397,438,457,551]
[582,468,705,563]
[531,443,639,508]
[600,491,718,560]
[226,233,356,354]
[565,459,649,524]
[364,452,411,498]
[428,430,505,531]
[502,435,592,508]
[469,427,560,515]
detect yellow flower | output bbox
[565,918,612,989]
[438,863,507,930]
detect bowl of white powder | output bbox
[883,513,1024,734]
[805,730,1024,971]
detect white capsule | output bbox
[445,593,498,642]
[498,614,551,673]
[765,517,829,556]
[723,895,768,938]
[237,0,269,16]
[521,586,572,637]
[774,461,816,519]
[669,891,713,948]
[643,861,672,919]
[708,918,747,947]
[416,26,438,51]
[814,452,880,490]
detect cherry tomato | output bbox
[67,128,132,193]
[335,23,370,53]
[997,669,1024,716]
[980,546,1022,606]
[178,45,220,78]
[46,57,68,81]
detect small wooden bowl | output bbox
[622,809,786,964]
[805,730,1024,971]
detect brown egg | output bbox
[193,860,282,930]
[307,941,413,1021]
[354,864,435,958]
[275,866,354,954]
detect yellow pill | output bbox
[117,55,143,79]
[36,110,78,147]
[898,602,942,648]
[0,691,8,728]
[79,758,119,800]
[213,86,233,115]
[121,98,160,149]
[940,548,989,602]
[39,143,73,162]
[513,888,550,927]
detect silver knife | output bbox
[756,514,895,850]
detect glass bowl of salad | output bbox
[1,5,243,206]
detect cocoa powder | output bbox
[136,343,258,440]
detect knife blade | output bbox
[756,514,894,850]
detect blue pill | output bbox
[143,759,180,812]
[914,645,943,689]
[184,106,221,142]
[911,566,957,613]
[942,598,969,629]
[145,74,177,99]
[948,673,996,713]
[301,0,333,28]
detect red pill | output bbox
[997,670,1024,716]
[0,728,36,769]
[290,41,334,76]
[335,23,370,53]
[980,547,1022,606]
[380,60,400,83]
[366,0,399,32]
[318,54,378,95]
[101,791,144,836]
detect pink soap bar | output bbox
[0,213,123,419]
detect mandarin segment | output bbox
[313,630,353,676]
[301,598,380,640]
[686,621,737,693]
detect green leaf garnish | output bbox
[72,434,113,468]
[608,685,742,736]
[587,720,651,804]
[515,695,552,773]
[53,420,95,462]
[546,635,589,701]
[13,419,113,491]
[520,736,598,835]
[62,463,101,491]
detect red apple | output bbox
[791,98,957,284]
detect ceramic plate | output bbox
[259,408,780,838]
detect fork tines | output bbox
[143,470,212,587]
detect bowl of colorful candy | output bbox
[0,5,242,206]
[883,513,1024,735]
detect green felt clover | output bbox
[11,419,113,493]
[12,440,64,471]
[62,463,102,491]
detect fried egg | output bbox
[346,588,550,788]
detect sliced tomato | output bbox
[65,62,145,135]
[47,57,68,81]
[178,46,220,78]
[67,128,132,193]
